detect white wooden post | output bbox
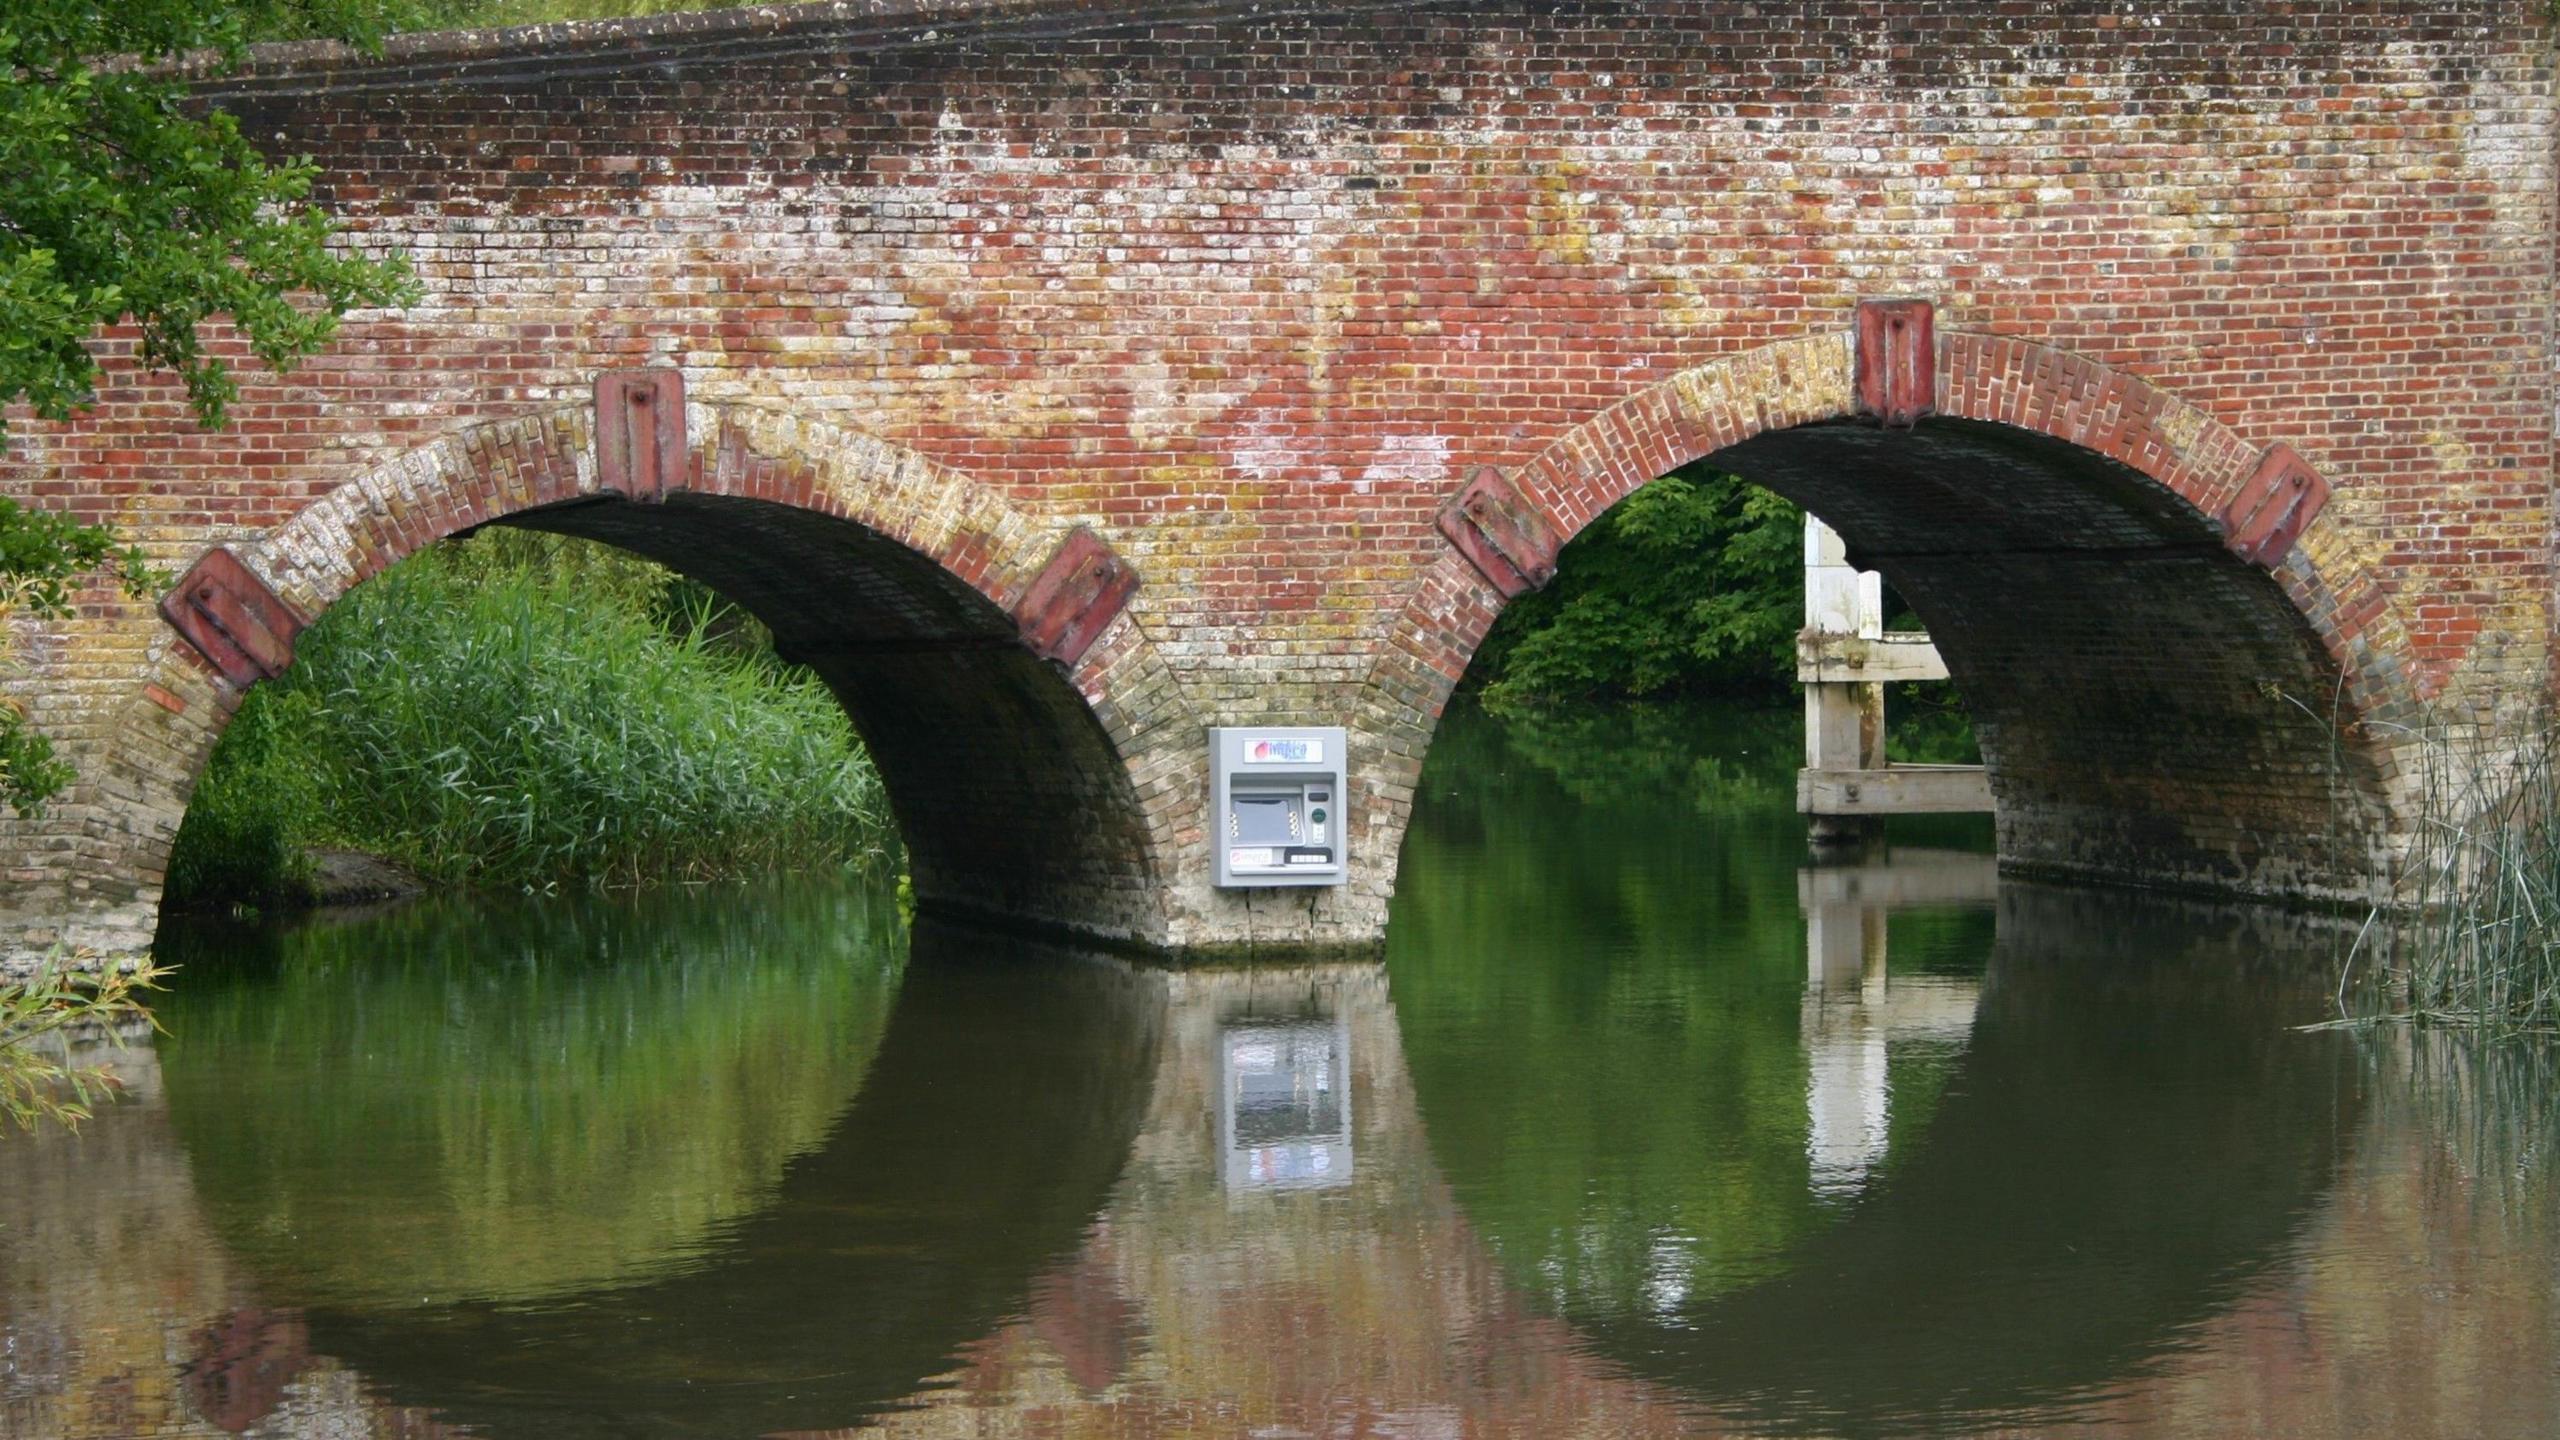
[1802,517,1887,846]
[1797,515,1991,835]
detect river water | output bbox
[6,701,2557,1439]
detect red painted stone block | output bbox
[159,548,305,688]
[1856,299,1934,430]
[595,369,687,501]
[1014,526,1139,667]
[1436,466,1560,599]
[2222,444,2331,567]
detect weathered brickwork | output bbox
[0,0,2550,956]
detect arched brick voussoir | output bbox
[187,399,1191,743]
[114,399,1204,954]
[1372,329,2422,747]
[250,404,600,617]
[688,402,1051,617]
[208,398,1174,679]
[1511,332,1862,541]
[1359,333,1860,755]
[235,399,1046,633]
[1367,326,2427,907]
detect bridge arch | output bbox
[1363,329,2421,906]
[107,398,1201,951]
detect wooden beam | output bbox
[1797,631,1951,683]
[1798,765,1992,816]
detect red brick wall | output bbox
[1,0,2548,954]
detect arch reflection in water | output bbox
[5,850,2554,1436]
[154,877,910,1308]
[1568,883,2364,1434]
[135,886,1160,1438]
[3,696,2541,1437]
[313,923,1157,1439]
[1387,700,2369,1433]
[1388,701,1998,1318]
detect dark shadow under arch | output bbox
[1370,333,2412,906]
[127,401,1187,951]
[493,489,1161,943]
[1714,416,2392,900]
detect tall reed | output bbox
[2340,716,2560,1037]
[165,532,893,906]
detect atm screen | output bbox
[1231,794,1298,847]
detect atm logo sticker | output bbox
[1246,738,1323,764]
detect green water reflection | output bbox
[1388,700,2364,1433]
[1599,889,2360,1433]
[154,879,908,1308]
[300,928,1161,1438]
[1388,701,1996,1314]
[6,700,2550,1439]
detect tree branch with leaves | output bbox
[3,0,420,432]
[0,0,419,816]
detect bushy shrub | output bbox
[1465,467,1981,764]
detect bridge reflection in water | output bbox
[2,864,2555,1438]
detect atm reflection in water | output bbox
[1220,1012,1352,1192]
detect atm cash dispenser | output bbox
[1210,726,1348,887]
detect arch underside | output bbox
[1713,417,2392,902]
[494,492,1162,944]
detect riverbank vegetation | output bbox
[1470,466,1802,706]
[163,531,893,912]
[0,957,162,1134]
[2337,722,2560,1038]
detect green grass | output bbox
[164,530,892,909]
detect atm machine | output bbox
[1210,726,1348,888]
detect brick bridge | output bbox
[1,0,2549,959]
